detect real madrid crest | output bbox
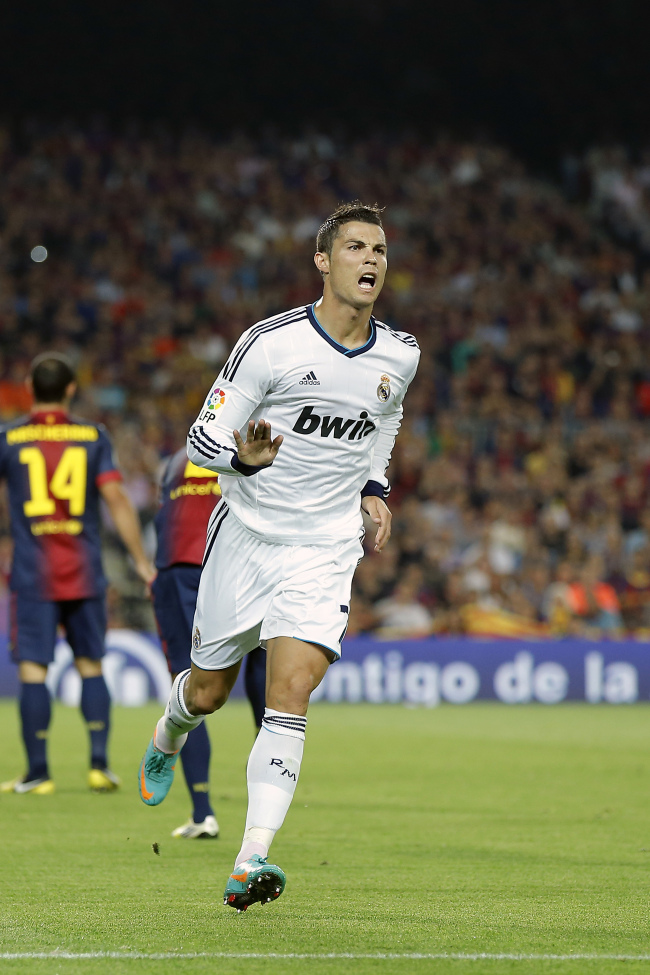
[377,374,391,402]
[192,626,201,652]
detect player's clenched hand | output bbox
[361,496,392,552]
[234,419,283,468]
[135,559,157,589]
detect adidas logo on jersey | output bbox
[299,371,320,385]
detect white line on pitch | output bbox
[2,952,650,961]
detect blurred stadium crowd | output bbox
[2,122,650,641]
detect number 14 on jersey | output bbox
[19,446,88,517]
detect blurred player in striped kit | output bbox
[152,447,266,838]
[0,353,155,794]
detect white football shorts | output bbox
[191,500,363,670]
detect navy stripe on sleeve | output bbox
[194,426,223,452]
[222,307,304,380]
[189,428,237,462]
[188,431,218,459]
[222,308,307,382]
[374,320,419,349]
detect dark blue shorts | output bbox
[152,565,202,675]
[10,593,107,665]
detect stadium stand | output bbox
[2,123,650,639]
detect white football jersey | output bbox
[187,302,420,544]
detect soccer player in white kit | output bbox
[138,202,420,911]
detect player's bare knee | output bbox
[267,675,313,714]
[185,680,229,715]
[74,657,102,679]
[18,660,48,683]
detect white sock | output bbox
[155,670,204,754]
[234,708,306,866]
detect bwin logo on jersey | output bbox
[292,406,376,440]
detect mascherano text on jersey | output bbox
[292,406,376,440]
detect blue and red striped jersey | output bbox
[154,448,221,569]
[0,409,122,601]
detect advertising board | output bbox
[1,633,648,706]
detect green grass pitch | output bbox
[1,699,650,975]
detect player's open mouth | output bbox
[358,273,377,291]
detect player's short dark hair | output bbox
[316,201,384,256]
[30,353,76,403]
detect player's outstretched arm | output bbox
[361,495,392,552]
[233,419,283,469]
[99,480,157,585]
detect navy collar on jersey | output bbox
[307,303,377,357]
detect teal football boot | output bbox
[223,855,286,912]
[138,735,179,806]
